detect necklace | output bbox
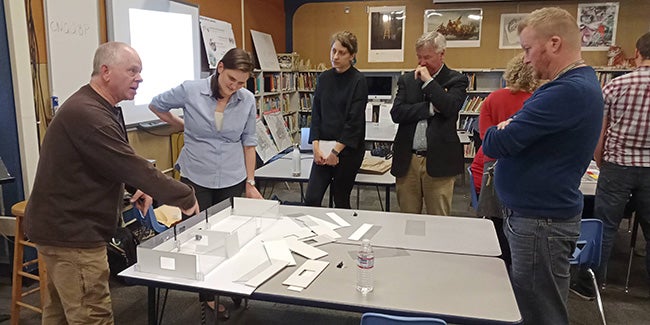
[553,59,586,80]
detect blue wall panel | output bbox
[0,0,26,210]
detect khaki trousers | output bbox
[396,154,456,215]
[37,245,114,325]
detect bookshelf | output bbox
[296,70,320,129]
[457,69,505,159]
[454,67,632,159]
[249,70,300,143]
[594,68,632,87]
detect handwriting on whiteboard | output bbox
[48,19,91,37]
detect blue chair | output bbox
[467,166,479,212]
[360,312,447,325]
[569,219,606,325]
[132,205,168,233]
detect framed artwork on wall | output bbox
[499,13,528,49]
[578,2,619,51]
[424,8,482,48]
[368,6,406,62]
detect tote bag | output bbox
[477,160,504,218]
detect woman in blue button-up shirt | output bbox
[149,47,263,209]
[149,47,261,317]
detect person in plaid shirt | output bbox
[587,32,650,297]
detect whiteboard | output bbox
[250,30,280,71]
[107,0,201,126]
[44,0,101,105]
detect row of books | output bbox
[296,72,319,91]
[283,112,299,133]
[595,71,627,88]
[459,116,477,133]
[252,72,297,94]
[299,93,314,110]
[463,72,506,91]
[298,114,312,128]
[257,94,293,113]
[460,96,485,113]
[464,143,476,158]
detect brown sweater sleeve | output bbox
[78,123,195,210]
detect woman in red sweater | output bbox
[470,52,545,195]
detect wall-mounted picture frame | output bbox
[368,6,406,62]
[578,2,619,51]
[424,8,482,48]
[499,13,528,49]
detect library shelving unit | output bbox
[457,69,505,159]
[250,69,300,142]
[594,67,632,87]
[296,70,321,128]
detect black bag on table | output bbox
[477,160,504,218]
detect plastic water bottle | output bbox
[356,239,374,294]
[292,144,301,176]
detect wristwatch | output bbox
[246,179,256,186]
[331,148,340,157]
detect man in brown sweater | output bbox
[24,42,199,324]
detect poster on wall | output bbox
[577,2,619,51]
[424,9,482,48]
[199,16,236,69]
[368,6,405,62]
[499,13,528,49]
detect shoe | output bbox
[202,301,230,323]
[570,275,596,301]
[231,296,243,309]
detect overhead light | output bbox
[468,14,482,20]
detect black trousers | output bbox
[304,148,364,209]
[180,177,245,219]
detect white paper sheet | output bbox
[282,260,329,288]
[326,212,351,227]
[286,237,328,259]
[316,140,336,156]
[348,223,373,241]
[297,216,340,239]
[264,239,296,266]
[244,260,288,288]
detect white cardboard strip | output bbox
[282,260,329,288]
[287,286,304,292]
[301,234,335,247]
[309,224,341,239]
[326,212,351,227]
[307,215,340,230]
[297,216,341,239]
[263,239,296,266]
[286,238,328,259]
[348,223,373,241]
[245,260,288,288]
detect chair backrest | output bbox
[132,205,168,233]
[570,219,603,268]
[360,312,447,325]
[467,166,479,212]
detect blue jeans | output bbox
[594,162,650,284]
[504,210,580,325]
